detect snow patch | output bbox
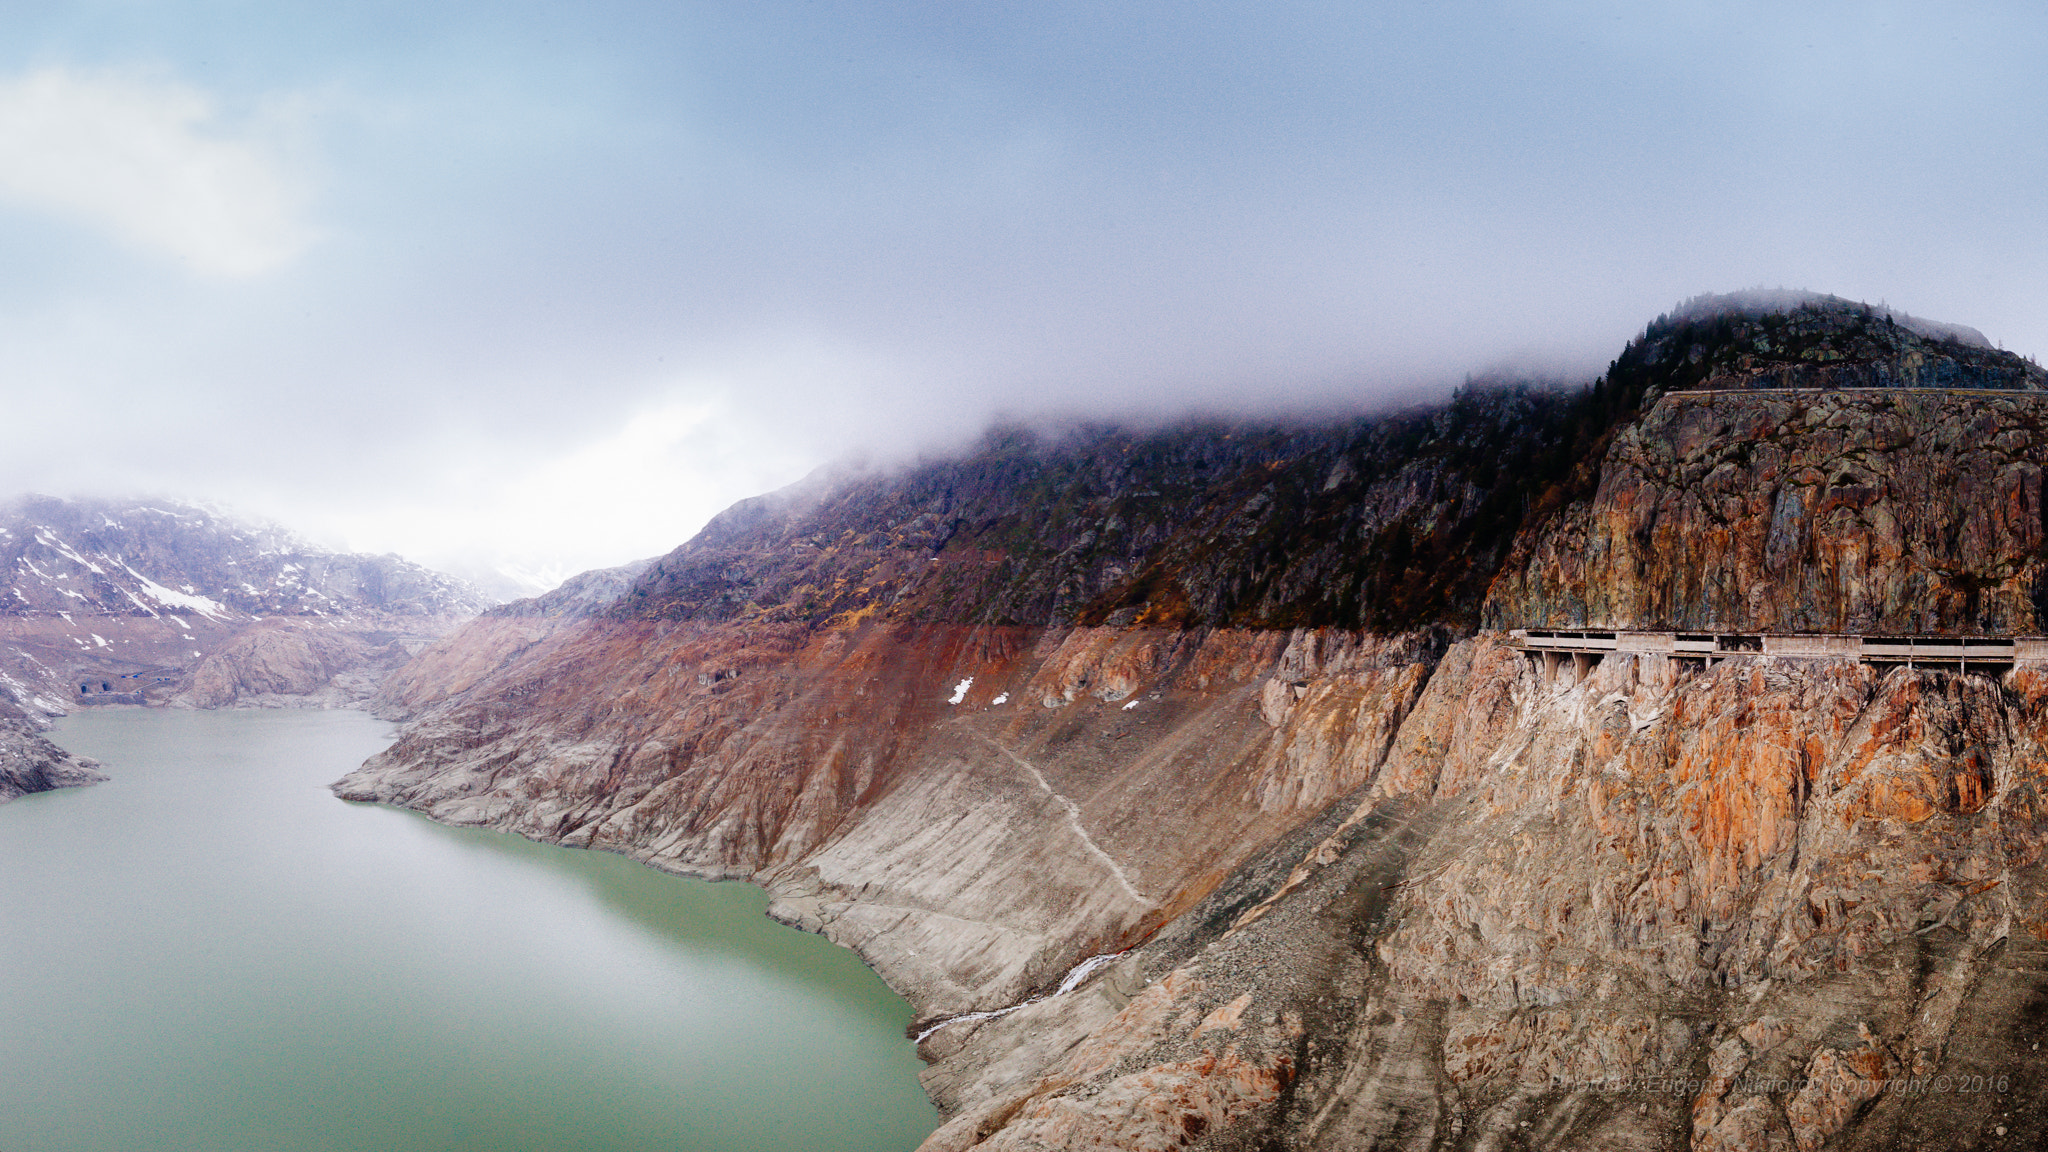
[1057,951,1128,995]
[90,634,108,648]
[2,670,66,717]
[991,693,1008,705]
[35,531,105,573]
[914,1005,1022,1042]
[916,950,1131,1041]
[122,565,229,619]
[947,677,973,705]
[117,586,161,616]
[1121,699,1139,710]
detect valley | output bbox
[11,291,2048,1150]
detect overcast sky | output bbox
[2,1,2045,592]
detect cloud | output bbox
[0,67,310,276]
[304,377,824,590]
[2,4,2045,598]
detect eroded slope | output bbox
[338,298,2048,1149]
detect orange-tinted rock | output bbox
[330,308,2048,1148]
[338,617,1441,1016]
[1489,390,2048,634]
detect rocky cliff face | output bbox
[615,388,1626,635]
[0,693,104,803]
[0,495,489,713]
[336,294,2048,1150]
[173,620,419,709]
[1488,388,2048,634]
[908,641,2048,1152]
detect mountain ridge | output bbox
[277,292,2048,1148]
[0,494,491,802]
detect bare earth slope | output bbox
[337,295,2048,1150]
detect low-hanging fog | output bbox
[3,1,2045,594]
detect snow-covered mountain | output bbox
[2,496,490,621]
[0,495,491,713]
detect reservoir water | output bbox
[1,708,937,1152]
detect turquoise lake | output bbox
[1,708,936,1152]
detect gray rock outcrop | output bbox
[0,695,103,803]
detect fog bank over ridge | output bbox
[1,2,2043,583]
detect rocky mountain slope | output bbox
[1487,387,2048,635]
[0,495,491,715]
[336,291,2048,1150]
[0,495,490,799]
[0,692,103,803]
[1615,290,2045,395]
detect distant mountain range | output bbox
[0,495,492,715]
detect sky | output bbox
[2,1,2046,595]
